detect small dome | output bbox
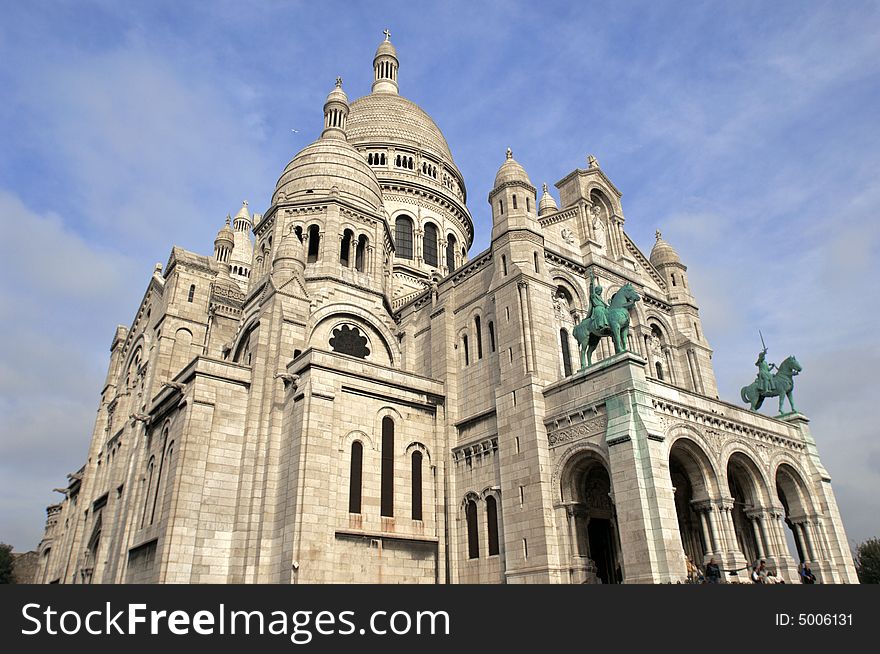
[233,201,251,224]
[649,230,682,267]
[539,182,558,215]
[493,148,532,188]
[273,138,383,212]
[375,38,398,60]
[215,217,234,244]
[274,230,304,265]
[325,77,349,105]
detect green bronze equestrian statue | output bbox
[573,271,640,369]
[741,348,802,415]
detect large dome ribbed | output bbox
[347,93,454,163]
[273,138,383,212]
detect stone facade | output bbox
[33,35,857,585]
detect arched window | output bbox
[534,251,540,273]
[499,199,504,215]
[671,273,677,287]
[486,495,500,556]
[349,441,363,514]
[295,226,303,242]
[340,229,353,267]
[526,196,531,212]
[141,457,155,528]
[395,215,414,260]
[423,223,438,267]
[512,195,518,209]
[561,328,573,377]
[466,499,479,559]
[462,334,469,366]
[446,234,457,272]
[475,316,483,359]
[501,255,508,276]
[656,361,664,381]
[153,440,174,525]
[488,321,496,352]
[381,417,394,517]
[355,235,367,272]
[411,451,423,521]
[187,284,195,303]
[307,225,320,263]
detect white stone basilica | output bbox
[34,34,857,584]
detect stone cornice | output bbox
[538,206,579,227]
[652,397,805,452]
[452,435,499,464]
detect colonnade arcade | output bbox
[669,436,830,582]
[558,435,834,583]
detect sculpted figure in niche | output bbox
[590,205,607,249]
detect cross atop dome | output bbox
[506,147,513,160]
[335,76,343,88]
[383,28,391,41]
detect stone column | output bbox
[749,515,765,560]
[517,281,534,374]
[698,511,712,556]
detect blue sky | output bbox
[1,0,878,552]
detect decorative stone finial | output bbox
[655,229,662,241]
[383,28,391,41]
[542,182,548,193]
[242,200,248,207]
[588,154,599,169]
[506,147,513,160]
[335,76,343,88]
[226,216,231,226]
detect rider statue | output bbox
[588,270,609,332]
[755,348,777,394]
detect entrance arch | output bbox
[668,438,716,564]
[561,452,622,584]
[776,463,815,565]
[726,452,767,565]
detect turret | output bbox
[322,77,350,140]
[489,148,539,242]
[272,227,306,286]
[538,182,558,216]
[649,230,691,301]
[229,201,254,285]
[213,217,234,272]
[372,30,399,94]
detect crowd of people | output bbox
[683,555,818,584]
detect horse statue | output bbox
[573,276,640,369]
[740,354,802,414]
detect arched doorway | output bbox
[562,453,622,584]
[668,439,715,564]
[727,454,764,565]
[776,464,814,565]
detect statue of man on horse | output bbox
[573,270,641,370]
[741,342,802,415]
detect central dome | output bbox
[347,93,454,164]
